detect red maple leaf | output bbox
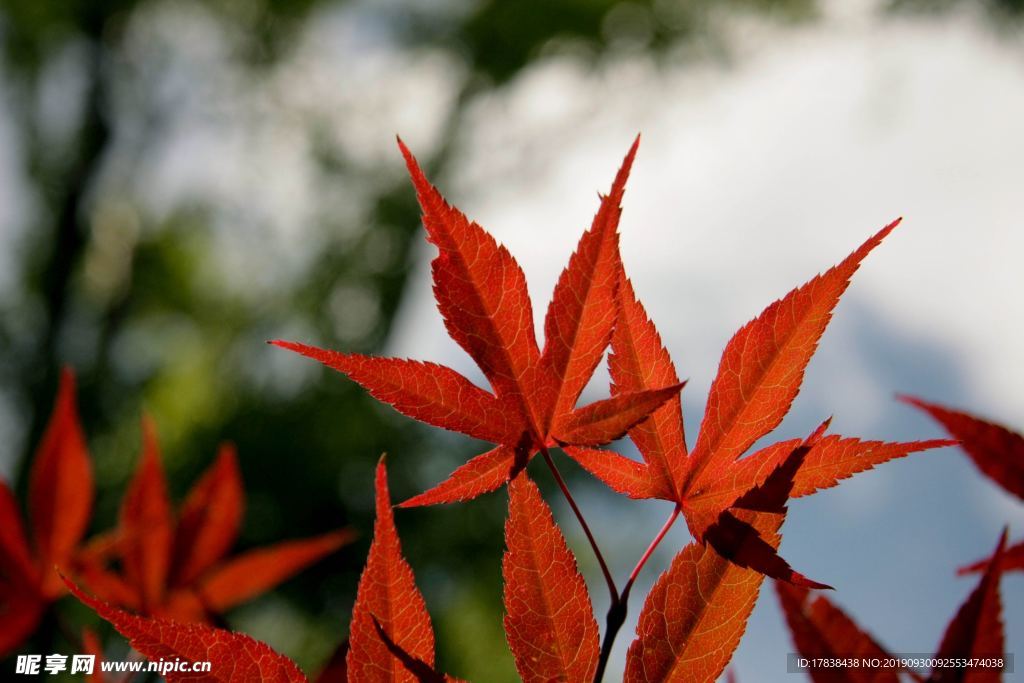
[346,457,463,682]
[899,395,1024,501]
[624,509,786,683]
[775,530,1008,683]
[959,541,1024,576]
[930,531,1007,683]
[350,456,601,683]
[775,582,901,683]
[503,472,600,682]
[900,397,1024,575]
[347,457,435,682]
[566,223,954,585]
[0,368,93,656]
[76,418,351,622]
[271,136,682,507]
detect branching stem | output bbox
[593,505,681,683]
[537,449,682,682]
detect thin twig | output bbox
[539,447,619,603]
[623,505,680,597]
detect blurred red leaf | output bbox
[775,582,900,683]
[0,368,95,655]
[0,480,37,595]
[0,576,45,657]
[119,416,173,613]
[959,539,1024,575]
[28,367,94,598]
[200,530,353,613]
[503,473,599,682]
[930,531,1007,682]
[774,529,1009,683]
[81,627,108,683]
[172,444,245,587]
[79,424,349,623]
[900,396,1024,501]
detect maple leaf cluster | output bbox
[7,136,1016,683]
[776,528,1008,683]
[0,369,350,657]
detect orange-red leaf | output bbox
[625,511,784,682]
[199,530,352,613]
[784,436,955,498]
[703,511,829,589]
[687,219,900,490]
[563,446,668,500]
[371,618,467,683]
[399,443,530,508]
[553,383,685,447]
[65,577,307,682]
[119,417,173,612]
[399,138,541,434]
[900,396,1024,501]
[775,582,900,683]
[609,270,688,499]
[930,531,1007,682]
[347,459,435,682]
[29,367,93,596]
[695,436,954,510]
[684,440,801,515]
[172,443,245,587]
[269,342,521,444]
[503,473,599,683]
[540,136,637,429]
[693,429,831,589]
